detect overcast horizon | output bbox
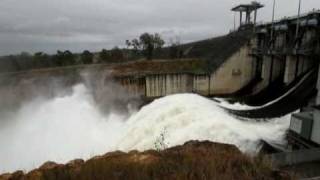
[0,0,319,56]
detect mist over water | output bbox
[0,84,291,173]
[0,84,129,173]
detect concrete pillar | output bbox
[284,56,297,85]
[146,77,151,97]
[210,73,215,95]
[248,11,251,24]
[153,76,157,97]
[246,11,250,24]
[262,56,272,86]
[271,58,285,82]
[316,64,320,105]
[302,57,313,74]
[297,56,304,77]
[254,10,257,25]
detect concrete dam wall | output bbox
[115,14,320,100]
[115,44,257,99]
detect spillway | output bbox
[0,84,290,173]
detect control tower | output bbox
[232,1,264,27]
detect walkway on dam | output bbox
[220,69,318,119]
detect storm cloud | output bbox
[0,0,319,55]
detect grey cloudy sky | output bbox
[0,0,319,55]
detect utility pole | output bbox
[271,0,276,40]
[295,0,302,39]
[234,12,236,31]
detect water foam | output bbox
[0,84,127,173]
[116,93,290,152]
[0,84,291,173]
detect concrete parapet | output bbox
[269,148,320,167]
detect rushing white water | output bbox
[116,94,290,152]
[0,84,291,173]
[0,85,128,173]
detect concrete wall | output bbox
[146,74,193,98]
[274,32,286,49]
[270,148,320,167]
[118,77,145,96]
[311,109,320,144]
[284,55,313,85]
[271,57,285,82]
[115,37,315,99]
[253,56,272,92]
[284,56,298,85]
[152,45,256,97]
[118,44,257,98]
[316,65,320,105]
[297,57,305,76]
[193,75,210,96]
[301,56,314,75]
[302,29,317,47]
[210,46,256,94]
[253,55,287,93]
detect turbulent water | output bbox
[0,84,291,173]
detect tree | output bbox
[53,50,75,66]
[80,50,94,64]
[63,50,75,66]
[125,40,131,49]
[139,33,154,60]
[132,39,142,53]
[33,52,50,68]
[99,49,111,63]
[153,33,165,49]
[15,52,33,70]
[126,33,165,60]
[110,46,124,61]
[169,37,182,59]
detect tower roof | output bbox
[232,1,264,12]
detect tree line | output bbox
[0,32,184,73]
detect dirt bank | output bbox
[0,141,291,180]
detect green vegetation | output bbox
[0,30,252,74]
[0,32,165,73]
[53,50,76,66]
[0,48,125,73]
[154,128,169,151]
[126,32,165,60]
[80,50,93,64]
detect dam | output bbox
[0,1,320,178]
[112,9,319,108]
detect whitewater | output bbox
[0,84,291,173]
